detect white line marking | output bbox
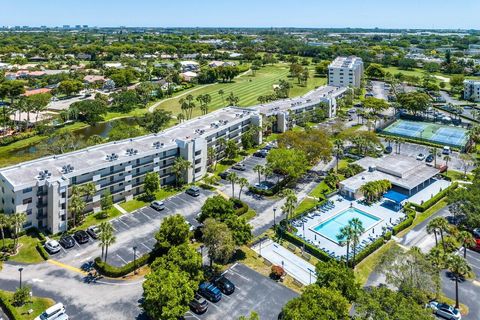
[116,254,129,264]
[141,243,150,251]
[117,219,130,228]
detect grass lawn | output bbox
[240,209,257,221]
[444,170,473,182]
[293,198,318,217]
[397,199,448,238]
[120,187,181,212]
[6,234,44,264]
[309,181,331,199]
[75,207,123,230]
[153,64,326,117]
[354,241,397,286]
[0,290,55,320]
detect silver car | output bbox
[151,200,165,211]
[44,240,61,254]
[427,301,461,320]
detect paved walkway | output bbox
[252,239,317,286]
[114,203,128,215]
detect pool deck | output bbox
[293,194,405,257]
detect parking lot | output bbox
[184,263,298,320]
[50,188,214,268]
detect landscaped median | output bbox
[119,187,181,213]
[0,289,54,320]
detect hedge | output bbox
[36,243,49,260]
[376,133,461,152]
[94,252,152,278]
[0,131,38,147]
[231,198,249,216]
[352,236,386,265]
[276,227,331,262]
[392,211,416,235]
[0,291,22,320]
[409,182,458,212]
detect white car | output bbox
[427,301,461,320]
[150,200,165,211]
[416,153,426,161]
[35,303,66,320]
[44,240,61,254]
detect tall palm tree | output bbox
[337,225,354,267]
[238,178,249,200]
[172,158,192,187]
[431,217,449,251]
[253,164,264,184]
[218,89,225,105]
[11,212,26,250]
[281,189,297,225]
[348,218,365,266]
[227,172,238,198]
[443,155,451,172]
[429,147,438,167]
[263,166,273,183]
[69,193,86,229]
[457,231,476,259]
[99,221,114,262]
[333,139,344,172]
[0,213,10,249]
[426,219,439,247]
[82,182,97,204]
[103,229,116,264]
[446,254,472,309]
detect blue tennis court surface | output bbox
[383,120,468,148]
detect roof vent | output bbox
[61,164,74,174]
[106,153,119,161]
[153,141,164,149]
[126,148,138,156]
[38,170,52,180]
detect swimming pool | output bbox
[311,208,381,243]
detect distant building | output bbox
[179,71,198,82]
[464,80,480,102]
[24,88,52,96]
[328,56,364,88]
[77,53,92,60]
[180,61,200,72]
[208,61,236,68]
[83,75,106,84]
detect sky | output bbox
[1,0,480,30]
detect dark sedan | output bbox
[212,275,235,295]
[59,234,75,249]
[74,230,90,244]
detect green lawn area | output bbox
[75,207,123,230]
[309,181,331,199]
[355,241,397,286]
[6,233,44,264]
[0,290,54,320]
[240,209,257,221]
[153,64,326,117]
[397,199,448,238]
[120,187,181,212]
[293,198,318,217]
[443,170,473,181]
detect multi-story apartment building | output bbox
[328,56,364,88]
[464,80,480,102]
[0,85,346,234]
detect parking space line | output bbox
[141,243,151,251]
[227,269,251,282]
[116,254,129,264]
[140,211,152,220]
[184,312,201,320]
[117,219,130,228]
[206,301,221,310]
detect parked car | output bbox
[44,240,61,254]
[218,171,229,179]
[416,153,426,161]
[427,301,461,320]
[186,186,200,197]
[425,154,434,163]
[86,225,100,239]
[34,303,66,320]
[151,200,165,211]
[73,230,90,244]
[443,146,451,155]
[253,150,268,158]
[384,146,393,154]
[59,235,75,249]
[198,282,222,302]
[189,293,208,314]
[232,163,246,171]
[212,275,235,295]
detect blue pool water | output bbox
[312,208,381,243]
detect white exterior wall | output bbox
[328,57,364,88]
[464,80,480,102]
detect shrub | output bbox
[13,286,31,306]
[36,243,49,261]
[270,265,285,280]
[0,131,38,147]
[0,291,22,320]
[231,198,249,216]
[277,227,331,262]
[383,231,392,241]
[94,252,152,278]
[409,182,458,212]
[353,236,385,265]
[392,211,415,235]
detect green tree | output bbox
[27,92,52,125]
[238,311,260,320]
[69,187,86,229]
[57,80,83,96]
[278,129,332,164]
[137,109,172,133]
[199,196,235,222]
[226,92,240,106]
[98,221,114,262]
[457,231,476,259]
[253,164,264,184]
[336,225,354,267]
[267,148,308,183]
[100,190,113,211]
[238,177,249,200]
[396,92,431,116]
[349,218,365,265]
[365,63,386,79]
[315,259,359,301]
[151,243,203,282]
[154,213,190,249]
[112,90,140,113]
[282,285,349,320]
[172,157,192,187]
[144,172,160,201]
[13,286,31,306]
[202,218,235,265]
[69,99,107,125]
[10,212,26,251]
[142,268,197,320]
[0,213,10,249]
[225,139,239,159]
[281,189,297,223]
[446,254,472,309]
[227,172,238,198]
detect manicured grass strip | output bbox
[354,241,397,286]
[0,290,55,320]
[120,187,181,213]
[6,235,44,264]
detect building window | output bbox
[23,187,32,194]
[195,167,201,173]
[22,198,32,205]
[195,150,201,156]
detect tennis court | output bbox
[383,120,469,148]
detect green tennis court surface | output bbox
[383,120,469,148]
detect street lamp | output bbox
[132,246,137,275]
[18,267,24,289]
[200,245,204,266]
[273,207,277,227]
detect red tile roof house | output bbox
[24,88,52,96]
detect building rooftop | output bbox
[251,85,346,116]
[328,56,362,69]
[0,107,256,189]
[341,155,439,192]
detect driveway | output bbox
[185,263,298,320]
[49,189,214,268]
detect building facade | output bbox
[328,56,364,88]
[0,85,346,234]
[464,80,480,102]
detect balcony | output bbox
[36,189,48,196]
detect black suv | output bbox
[59,234,75,249]
[218,171,229,180]
[212,275,235,295]
[74,230,90,244]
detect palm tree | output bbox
[82,182,97,204]
[0,213,10,250]
[431,217,449,251]
[333,139,344,172]
[443,155,451,172]
[69,193,86,229]
[227,172,238,198]
[172,158,192,187]
[99,221,114,262]
[446,254,472,309]
[238,178,249,200]
[427,246,445,272]
[177,113,185,123]
[263,165,273,183]
[253,164,264,184]
[337,225,354,267]
[429,147,438,167]
[281,189,297,225]
[207,147,216,170]
[11,212,26,251]
[102,228,116,264]
[348,218,365,266]
[457,231,476,259]
[426,219,439,247]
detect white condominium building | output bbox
[328,56,364,88]
[0,85,347,234]
[464,80,480,102]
